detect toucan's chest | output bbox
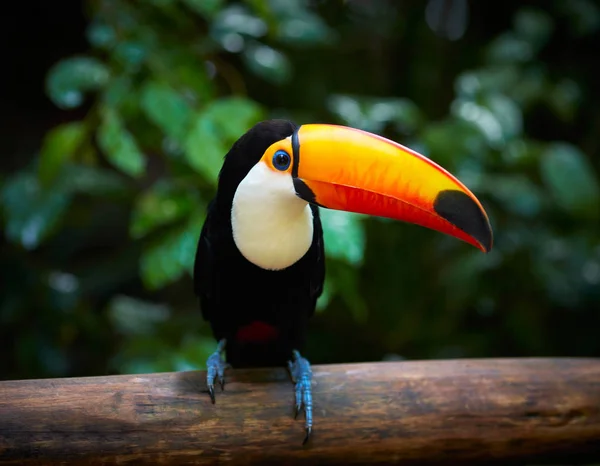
[214,234,318,312]
[203,207,322,340]
[231,162,314,271]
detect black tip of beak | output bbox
[433,190,493,252]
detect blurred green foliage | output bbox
[2,0,600,380]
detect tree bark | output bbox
[1,358,599,465]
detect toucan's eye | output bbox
[272,150,291,171]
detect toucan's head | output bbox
[219,119,492,271]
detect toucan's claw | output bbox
[206,339,229,404]
[303,427,312,446]
[288,349,313,445]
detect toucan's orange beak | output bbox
[293,124,493,252]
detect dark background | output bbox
[1,0,599,380]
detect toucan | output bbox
[193,119,492,444]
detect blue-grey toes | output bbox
[288,349,313,445]
[206,339,229,404]
[207,343,313,445]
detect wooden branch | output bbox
[1,358,599,465]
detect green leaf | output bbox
[455,66,520,98]
[184,114,227,182]
[1,172,70,249]
[130,182,196,238]
[140,81,194,143]
[501,139,543,168]
[110,336,173,374]
[327,94,423,134]
[243,43,292,84]
[276,14,334,46]
[484,174,545,217]
[452,100,501,146]
[38,123,87,185]
[439,251,489,314]
[59,164,130,198]
[540,143,600,219]
[149,0,174,6]
[513,8,554,50]
[452,94,521,147]
[86,21,116,49]
[183,98,263,182]
[251,0,304,16]
[102,77,141,121]
[327,94,365,128]
[140,216,204,290]
[511,66,547,105]
[204,97,264,140]
[182,0,223,18]
[327,259,368,323]
[368,98,423,133]
[103,77,132,107]
[107,295,170,336]
[483,94,522,141]
[486,32,533,64]
[561,0,600,37]
[149,48,213,99]
[98,108,146,177]
[251,0,336,47]
[320,209,366,266]
[212,5,267,39]
[113,41,148,70]
[178,335,217,369]
[548,79,581,122]
[420,119,486,168]
[315,277,333,312]
[46,56,110,109]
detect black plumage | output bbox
[193,120,325,368]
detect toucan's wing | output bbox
[193,200,218,322]
[308,204,325,316]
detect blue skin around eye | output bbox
[273,150,291,171]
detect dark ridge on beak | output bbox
[293,178,322,206]
[433,190,493,252]
[291,127,301,178]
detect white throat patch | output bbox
[231,162,314,271]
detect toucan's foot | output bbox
[206,339,229,404]
[288,349,313,445]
